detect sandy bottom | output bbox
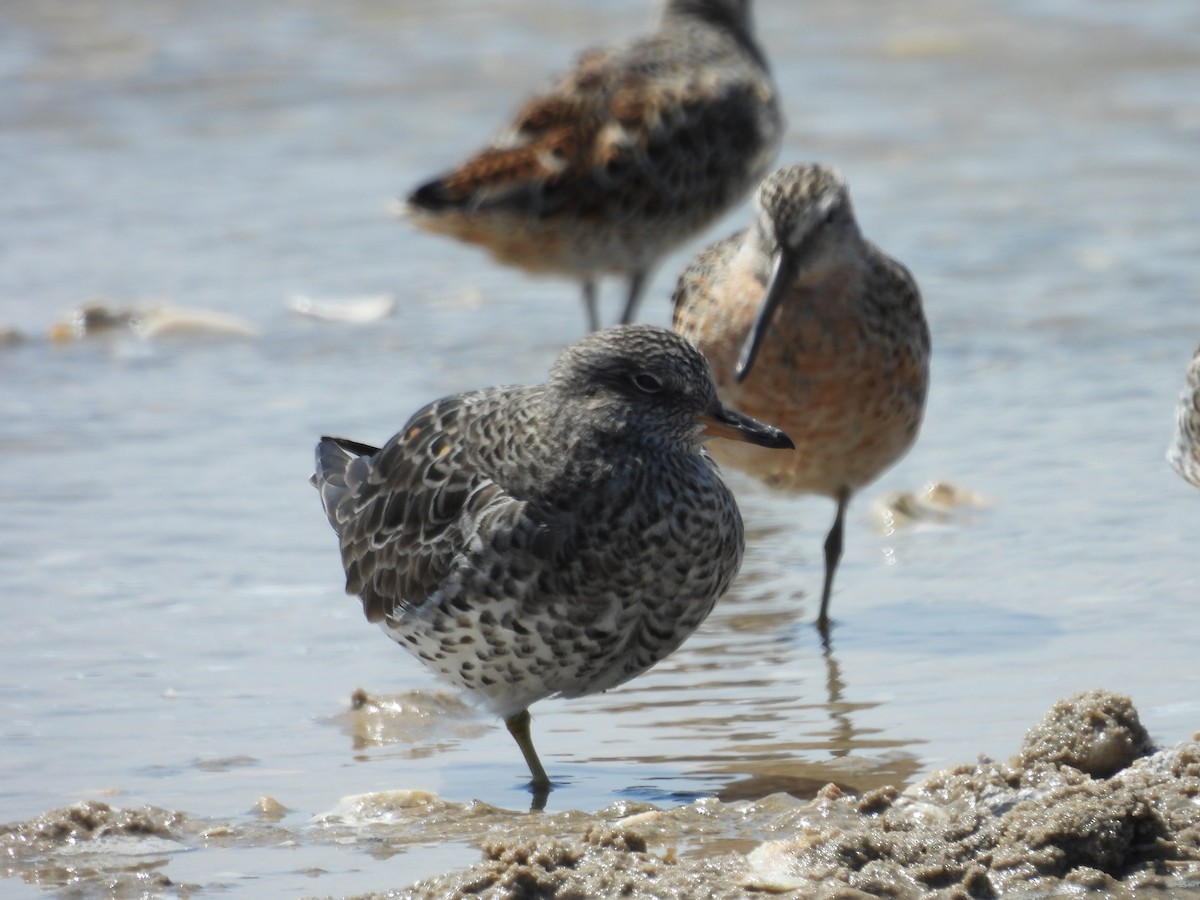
[3,690,1200,898]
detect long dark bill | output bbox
[735,248,796,383]
[700,403,794,450]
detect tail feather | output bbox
[311,436,381,532]
[407,177,458,213]
[406,142,568,218]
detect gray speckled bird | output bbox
[311,325,792,791]
[674,164,930,629]
[404,0,783,331]
[1168,343,1200,489]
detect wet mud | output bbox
[5,690,1200,898]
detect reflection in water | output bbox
[821,628,851,759]
[705,625,919,803]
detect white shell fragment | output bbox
[288,293,396,323]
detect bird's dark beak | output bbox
[735,245,799,383]
[699,403,793,449]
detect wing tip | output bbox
[407,177,458,213]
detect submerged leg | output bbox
[818,488,852,629]
[582,279,601,333]
[505,709,551,790]
[618,269,650,325]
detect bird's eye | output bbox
[631,372,664,394]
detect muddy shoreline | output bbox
[4,690,1199,898]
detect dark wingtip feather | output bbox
[323,436,381,458]
[312,436,380,486]
[407,177,458,212]
[312,436,381,530]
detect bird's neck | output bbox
[659,1,766,69]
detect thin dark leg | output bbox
[818,488,851,629]
[582,279,601,332]
[505,709,551,792]
[618,269,650,325]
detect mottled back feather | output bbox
[314,389,565,623]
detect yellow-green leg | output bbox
[505,709,551,790]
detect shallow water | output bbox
[2,0,1199,896]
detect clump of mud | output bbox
[396,690,1200,899]
[0,800,191,896]
[0,798,285,896]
